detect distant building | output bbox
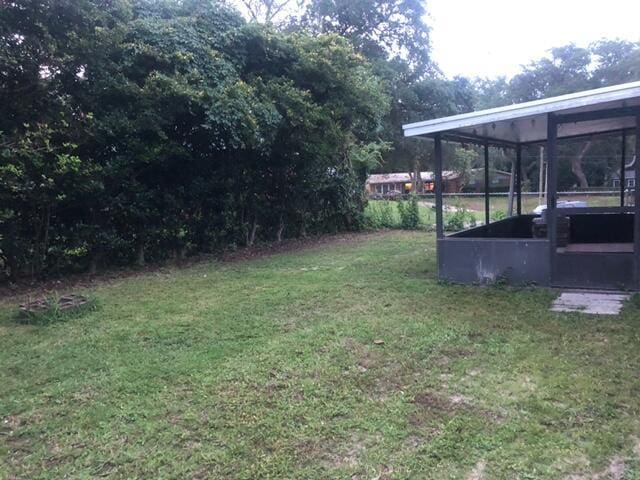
[462,168,513,193]
[366,171,462,197]
[611,160,636,189]
[366,168,513,196]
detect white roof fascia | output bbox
[403,81,640,139]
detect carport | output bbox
[403,81,640,289]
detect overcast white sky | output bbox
[428,0,640,79]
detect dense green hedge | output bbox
[0,0,389,280]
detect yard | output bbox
[2,231,640,479]
[366,193,621,231]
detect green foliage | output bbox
[473,40,640,191]
[445,206,476,232]
[475,42,640,109]
[397,194,421,229]
[492,210,507,222]
[363,201,396,229]
[0,0,389,280]
[444,212,465,232]
[299,0,432,72]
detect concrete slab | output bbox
[551,292,630,315]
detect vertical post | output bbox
[538,146,544,205]
[507,157,515,217]
[635,117,640,289]
[516,144,522,216]
[434,134,444,239]
[547,114,558,286]
[620,130,627,207]
[484,141,490,225]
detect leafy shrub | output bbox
[364,201,397,229]
[0,2,389,281]
[397,194,421,229]
[492,210,507,221]
[444,211,465,231]
[445,208,476,232]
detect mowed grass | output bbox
[367,194,621,231]
[2,231,640,479]
[444,194,621,217]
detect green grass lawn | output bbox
[367,194,621,232]
[444,194,621,217]
[2,231,640,479]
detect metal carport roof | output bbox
[402,80,640,145]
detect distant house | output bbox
[611,157,637,189]
[366,171,462,196]
[463,168,513,193]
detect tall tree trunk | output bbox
[135,244,145,267]
[247,216,258,247]
[413,160,421,193]
[32,205,51,278]
[276,214,285,242]
[88,252,100,275]
[571,141,592,188]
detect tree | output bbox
[235,0,302,24]
[297,0,433,73]
[0,0,391,280]
[473,41,640,189]
[472,77,510,109]
[591,39,640,87]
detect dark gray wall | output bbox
[438,238,550,286]
[554,253,635,290]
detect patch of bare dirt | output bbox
[341,338,412,402]
[297,432,381,471]
[566,455,627,480]
[2,415,33,468]
[0,231,398,305]
[409,392,459,429]
[343,337,383,372]
[191,465,217,480]
[633,436,640,458]
[433,348,475,367]
[351,465,395,480]
[466,460,486,480]
[413,392,457,412]
[608,457,626,480]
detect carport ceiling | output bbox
[402,81,640,145]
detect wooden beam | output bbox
[434,134,444,239]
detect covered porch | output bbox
[403,81,640,290]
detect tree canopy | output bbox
[472,40,640,190]
[0,0,390,279]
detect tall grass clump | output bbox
[364,201,397,229]
[397,194,421,229]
